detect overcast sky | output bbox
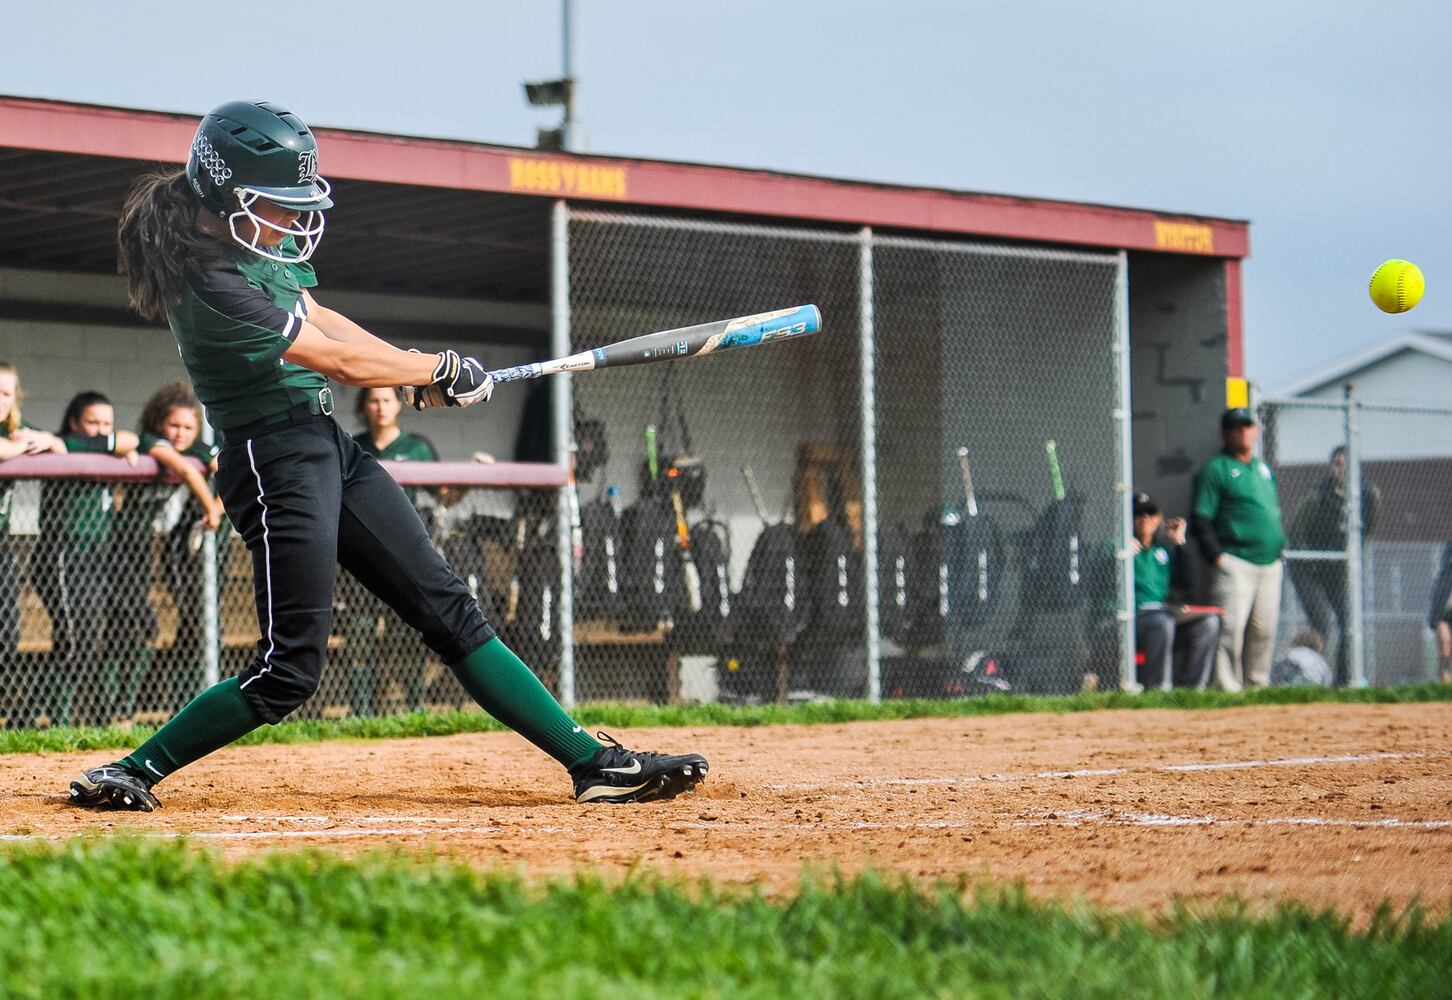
[4,1,1448,389]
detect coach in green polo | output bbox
[1190,407,1285,691]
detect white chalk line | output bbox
[4,809,1450,843]
[1013,808,1452,831]
[764,750,1444,792]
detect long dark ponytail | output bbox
[116,169,230,322]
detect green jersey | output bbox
[116,434,220,537]
[1133,543,1174,609]
[168,237,327,436]
[41,434,119,547]
[1192,452,1285,566]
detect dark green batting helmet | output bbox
[185,100,333,262]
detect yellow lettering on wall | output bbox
[1153,221,1215,254]
[507,157,629,200]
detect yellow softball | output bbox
[1368,259,1425,314]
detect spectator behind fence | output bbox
[1191,407,1286,692]
[337,387,443,715]
[1430,542,1452,685]
[1128,491,1218,690]
[0,363,65,726]
[33,393,139,726]
[1269,628,1334,687]
[1287,445,1381,687]
[103,383,226,723]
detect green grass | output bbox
[0,840,1446,1000]
[4,683,1449,756]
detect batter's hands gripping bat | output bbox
[408,306,821,407]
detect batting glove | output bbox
[407,350,494,410]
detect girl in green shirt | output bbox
[35,392,139,726]
[101,383,225,722]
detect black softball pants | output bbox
[215,416,493,724]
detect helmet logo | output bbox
[297,148,318,184]
[192,134,232,187]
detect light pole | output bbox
[523,0,580,151]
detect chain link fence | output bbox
[1261,391,1452,687]
[566,213,866,704]
[562,211,1130,704]
[0,455,563,728]
[871,239,1127,697]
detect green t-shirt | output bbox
[168,238,327,435]
[41,433,118,547]
[1133,543,1174,609]
[115,434,220,537]
[1192,452,1285,566]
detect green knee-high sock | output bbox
[120,676,263,784]
[451,639,601,769]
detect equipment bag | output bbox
[620,493,681,631]
[577,491,624,620]
[500,526,562,671]
[1028,495,1086,609]
[801,515,863,646]
[877,519,912,645]
[906,509,1000,648]
[730,522,803,647]
[674,518,732,652]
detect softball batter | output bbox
[71,99,706,810]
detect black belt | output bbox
[222,388,335,444]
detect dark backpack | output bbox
[501,525,562,673]
[674,518,732,652]
[1028,495,1086,609]
[877,520,912,644]
[731,522,803,647]
[801,515,863,646]
[577,493,624,620]
[907,509,1003,648]
[620,493,680,631]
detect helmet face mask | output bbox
[185,100,333,263]
[226,181,330,264]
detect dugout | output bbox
[0,96,1250,702]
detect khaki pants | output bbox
[1210,553,1283,691]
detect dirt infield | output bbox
[4,702,1450,919]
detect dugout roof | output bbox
[0,95,1248,309]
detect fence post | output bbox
[550,199,577,709]
[1113,252,1136,690]
[199,412,220,691]
[857,227,881,703]
[1343,383,1366,687]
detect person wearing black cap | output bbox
[1190,407,1285,691]
[1129,491,1218,690]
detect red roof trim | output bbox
[0,96,1249,258]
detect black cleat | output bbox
[570,732,708,804]
[69,764,160,813]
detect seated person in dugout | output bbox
[102,382,226,723]
[1127,490,1218,691]
[34,392,140,727]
